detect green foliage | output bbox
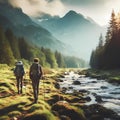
[0,26,86,68]
[64,56,86,68]
[55,51,65,68]
[5,29,21,59]
[90,10,120,69]
[44,48,58,68]
[0,26,15,65]
[24,110,57,120]
[18,37,34,60]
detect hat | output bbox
[34,58,39,63]
[16,61,23,65]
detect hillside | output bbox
[0,2,72,55]
[35,10,106,60]
[0,65,120,120]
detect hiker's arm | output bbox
[40,66,43,78]
[22,66,25,75]
[13,67,16,75]
[29,66,32,76]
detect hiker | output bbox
[29,58,43,103]
[14,61,25,94]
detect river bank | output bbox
[55,69,120,120]
[83,69,120,84]
[0,66,120,120]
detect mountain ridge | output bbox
[0,2,74,55]
[34,10,106,60]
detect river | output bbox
[59,71,120,115]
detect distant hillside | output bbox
[0,3,72,54]
[34,10,106,60]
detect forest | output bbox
[90,10,120,69]
[0,26,86,68]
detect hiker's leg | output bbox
[34,79,39,103]
[16,76,20,94]
[36,79,40,97]
[20,76,23,94]
[32,79,37,102]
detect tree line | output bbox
[90,10,120,69]
[0,26,86,68]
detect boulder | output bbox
[73,80,81,85]
[51,101,86,120]
[82,104,120,120]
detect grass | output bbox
[0,65,86,120]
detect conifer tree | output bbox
[55,51,65,68]
[44,48,58,68]
[5,29,21,59]
[0,26,14,65]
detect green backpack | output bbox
[30,63,41,78]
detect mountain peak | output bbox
[67,10,78,15]
[62,10,88,25]
[64,10,80,18]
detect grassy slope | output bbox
[0,65,85,120]
[85,68,120,84]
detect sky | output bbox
[6,0,120,26]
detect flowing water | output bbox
[59,71,120,115]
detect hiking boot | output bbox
[34,98,38,103]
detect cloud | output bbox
[60,0,120,25]
[8,0,65,17]
[2,0,120,25]
[61,0,108,7]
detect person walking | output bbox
[29,58,43,103]
[14,61,25,94]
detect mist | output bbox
[8,0,65,17]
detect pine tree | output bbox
[0,26,14,65]
[44,49,58,68]
[5,29,21,59]
[105,10,117,45]
[55,51,65,68]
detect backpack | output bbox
[14,65,24,77]
[30,63,41,78]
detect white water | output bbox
[59,71,120,115]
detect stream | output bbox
[59,71,120,115]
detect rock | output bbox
[92,93,103,103]
[91,81,97,83]
[23,114,49,120]
[57,79,64,82]
[54,83,60,89]
[59,74,65,78]
[47,95,64,105]
[82,104,120,120]
[79,89,89,93]
[69,97,81,103]
[68,86,73,89]
[51,101,86,120]
[101,86,108,89]
[72,80,81,85]
[83,96,91,102]
[64,72,69,75]
[95,95,103,103]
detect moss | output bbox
[52,101,86,120]
[0,116,9,120]
[8,111,21,118]
[0,67,86,120]
[23,110,58,120]
[28,104,44,113]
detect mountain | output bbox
[34,10,106,60]
[0,3,72,54]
